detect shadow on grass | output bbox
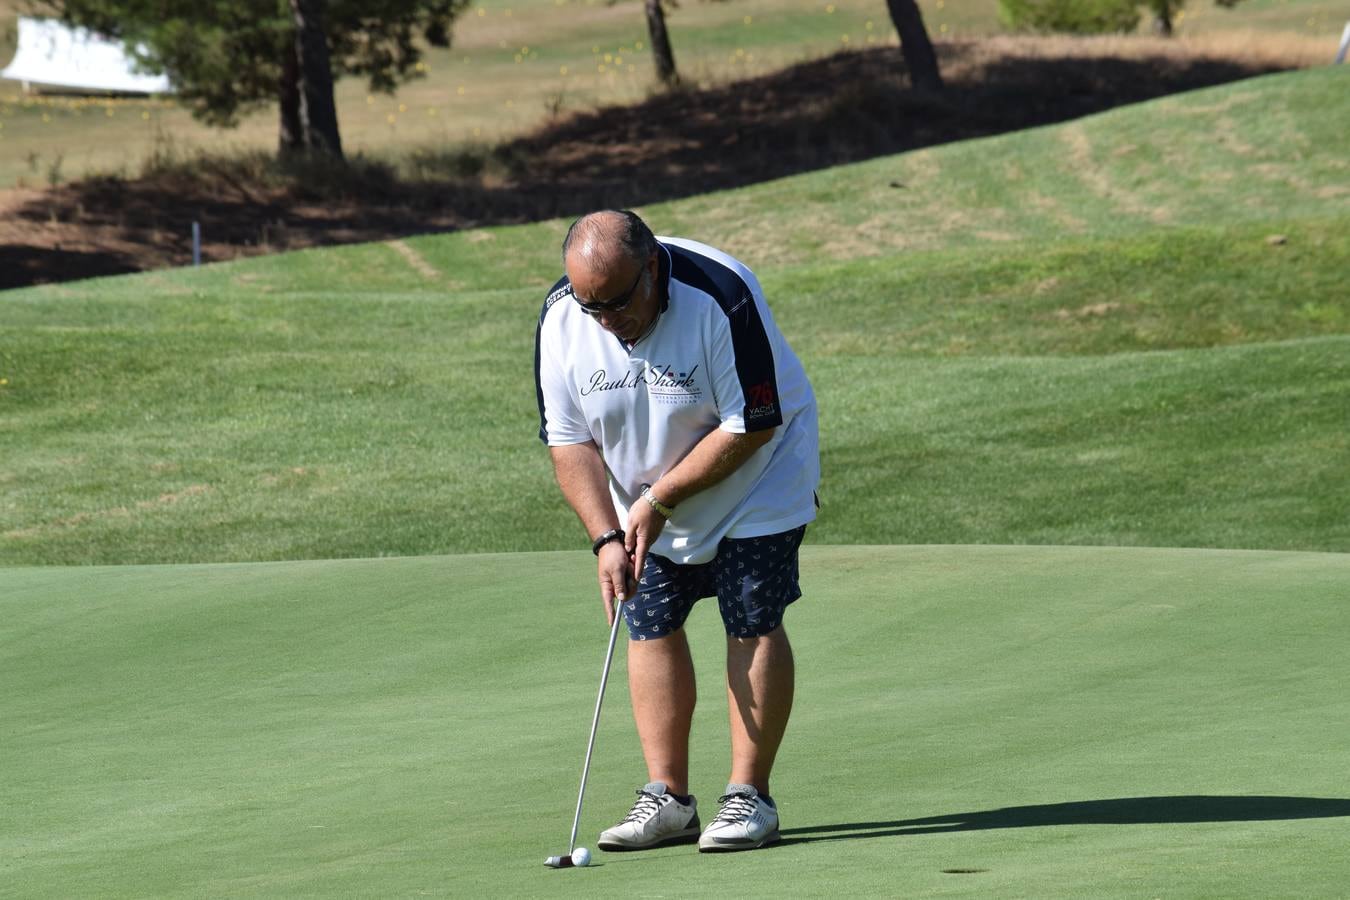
[0,243,139,290]
[780,796,1350,845]
[6,42,1293,288]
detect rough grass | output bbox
[3,69,1348,564]
[656,66,1350,267]
[769,219,1350,357]
[940,30,1338,69]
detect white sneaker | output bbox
[698,783,780,852]
[597,782,700,850]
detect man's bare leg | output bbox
[627,628,697,796]
[725,625,795,795]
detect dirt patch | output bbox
[1056,301,1126,319]
[1027,191,1087,232]
[0,37,1303,291]
[385,239,440,279]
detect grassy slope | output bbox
[658,65,1350,265]
[2,288,1346,562]
[2,68,1348,564]
[2,546,1348,897]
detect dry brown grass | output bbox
[941,31,1337,74]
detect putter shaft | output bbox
[567,599,625,854]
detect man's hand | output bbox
[597,540,636,626]
[625,493,669,592]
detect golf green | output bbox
[3,545,1347,897]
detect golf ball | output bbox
[573,847,591,867]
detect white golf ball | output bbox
[573,847,591,867]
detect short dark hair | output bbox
[561,209,657,265]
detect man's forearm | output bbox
[550,441,621,540]
[652,427,775,509]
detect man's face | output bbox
[568,253,658,344]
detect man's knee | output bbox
[727,623,789,649]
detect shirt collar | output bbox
[657,241,672,313]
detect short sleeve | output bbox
[709,293,783,434]
[535,288,592,445]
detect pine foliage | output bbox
[36,0,468,128]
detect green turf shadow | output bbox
[779,795,1350,844]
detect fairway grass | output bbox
[4,327,1346,564]
[3,545,1348,897]
[4,68,1349,564]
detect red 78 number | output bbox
[747,381,776,407]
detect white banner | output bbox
[1,16,172,93]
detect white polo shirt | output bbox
[535,237,819,565]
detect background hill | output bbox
[3,67,1347,565]
[0,0,1345,287]
[2,0,1345,178]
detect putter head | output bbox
[544,855,575,868]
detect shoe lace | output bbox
[712,791,757,826]
[620,789,665,824]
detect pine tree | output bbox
[36,0,469,159]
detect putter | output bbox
[545,595,627,869]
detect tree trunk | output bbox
[644,0,679,88]
[884,0,943,92]
[289,0,344,159]
[278,36,304,157]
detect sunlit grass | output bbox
[2,65,1347,565]
[4,547,1349,896]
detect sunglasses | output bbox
[574,266,645,317]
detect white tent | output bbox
[1,16,172,94]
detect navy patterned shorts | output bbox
[623,526,807,641]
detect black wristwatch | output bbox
[591,528,625,555]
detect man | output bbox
[534,210,820,853]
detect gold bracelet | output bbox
[640,483,675,519]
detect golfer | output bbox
[534,210,820,852]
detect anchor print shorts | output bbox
[623,526,807,641]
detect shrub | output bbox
[999,0,1142,34]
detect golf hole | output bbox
[941,868,989,875]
